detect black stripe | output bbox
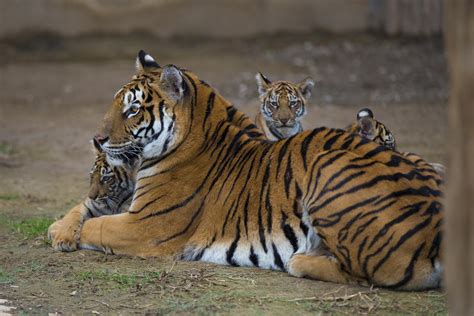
[368,202,425,249]
[154,200,205,246]
[221,199,239,236]
[351,216,378,243]
[280,211,298,252]
[284,153,293,199]
[300,127,324,170]
[243,194,250,237]
[372,216,433,275]
[374,186,442,206]
[428,231,442,263]
[276,138,292,177]
[265,183,273,233]
[323,130,345,150]
[272,243,285,271]
[386,242,425,289]
[257,203,268,253]
[202,92,215,130]
[226,219,241,266]
[362,233,394,277]
[357,236,369,265]
[249,245,259,266]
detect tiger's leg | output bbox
[288,254,368,286]
[78,213,173,257]
[48,202,88,252]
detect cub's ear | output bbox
[357,108,374,120]
[136,50,160,72]
[159,64,184,103]
[91,138,103,154]
[297,77,315,100]
[255,72,272,96]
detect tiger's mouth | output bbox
[102,141,143,165]
[360,131,375,140]
[274,121,296,128]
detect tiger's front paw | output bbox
[48,219,79,252]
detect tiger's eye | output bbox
[290,100,299,107]
[127,106,140,118]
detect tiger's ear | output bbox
[297,77,315,100]
[92,138,103,154]
[255,72,272,96]
[159,64,184,103]
[357,108,374,120]
[136,50,160,72]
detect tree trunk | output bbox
[444,0,474,315]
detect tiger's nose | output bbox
[280,118,290,125]
[94,134,109,145]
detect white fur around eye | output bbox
[127,106,140,118]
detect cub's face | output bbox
[350,108,397,151]
[88,139,130,202]
[95,51,189,165]
[256,73,314,128]
[356,109,378,140]
[88,152,115,201]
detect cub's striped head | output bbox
[88,138,135,210]
[96,50,192,164]
[348,108,397,151]
[256,73,314,129]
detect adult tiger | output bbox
[49,51,443,290]
[255,73,314,141]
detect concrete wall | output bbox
[0,0,370,39]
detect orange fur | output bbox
[49,52,444,290]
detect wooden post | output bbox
[444,0,474,315]
[369,0,442,35]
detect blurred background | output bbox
[0,1,450,314]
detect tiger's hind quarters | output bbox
[287,254,369,287]
[287,254,443,291]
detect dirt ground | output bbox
[0,33,448,314]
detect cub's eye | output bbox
[289,100,299,107]
[126,106,140,118]
[269,101,278,108]
[102,175,113,182]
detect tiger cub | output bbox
[84,138,136,217]
[255,72,314,141]
[48,139,136,251]
[347,108,446,178]
[346,108,397,150]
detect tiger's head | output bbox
[255,73,314,131]
[88,138,135,211]
[95,50,195,165]
[348,108,397,151]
